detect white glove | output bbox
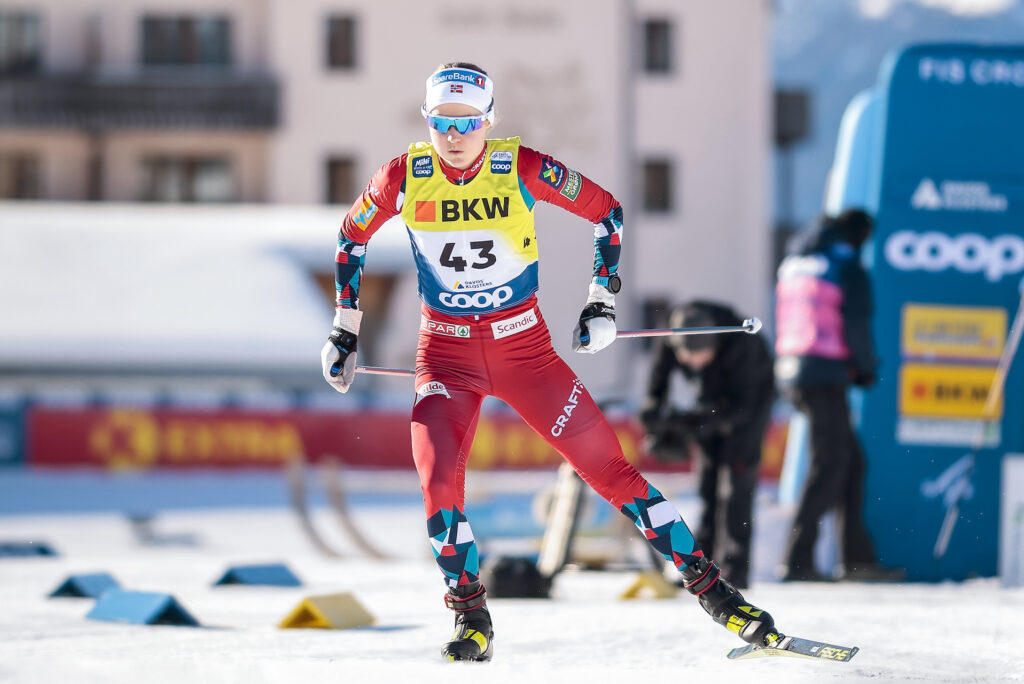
[572,283,617,354]
[321,308,363,393]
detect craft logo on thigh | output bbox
[550,379,585,437]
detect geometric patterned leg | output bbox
[618,483,705,571]
[426,505,480,589]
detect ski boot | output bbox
[682,557,775,645]
[441,581,493,662]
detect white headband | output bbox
[423,67,495,121]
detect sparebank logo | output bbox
[911,178,1008,213]
[439,285,513,310]
[885,230,1024,282]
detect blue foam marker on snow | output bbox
[0,541,58,558]
[212,563,302,587]
[49,572,120,598]
[86,590,200,626]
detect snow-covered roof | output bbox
[0,202,413,369]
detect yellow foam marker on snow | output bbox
[619,570,679,600]
[278,592,375,629]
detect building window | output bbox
[326,156,358,204]
[0,13,42,74]
[641,159,673,212]
[326,16,357,70]
[140,156,234,202]
[0,153,41,199]
[141,16,231,66]
[642,19,673,74]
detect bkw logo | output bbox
[415,197,510,222]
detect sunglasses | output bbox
[422,112,488,134]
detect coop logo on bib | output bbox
[490,150,513,174]
[438,285,514,310]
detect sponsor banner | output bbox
[918,55,1024,88]
[884,230,1024,282]
[901,304,1005,361]
[24,406,789,478]
[899,363,1003,419]
[897,416,1000,447]
[25,406,700,473]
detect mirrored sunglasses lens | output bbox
[429,116,482,134]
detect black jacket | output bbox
[642,301,775,440]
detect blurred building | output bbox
[0,0,771,401]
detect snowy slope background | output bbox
[0,470,1022,684]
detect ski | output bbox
[727,633,859,662]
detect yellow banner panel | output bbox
[902,304,1005,360]
[899,363,1003,419]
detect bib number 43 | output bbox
[440,241,496,272]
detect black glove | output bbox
[638,402,661,430]
[670,409,719,443]
[643,428,691,463]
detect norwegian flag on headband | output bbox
[450,84,464,94]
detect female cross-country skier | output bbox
[322,61,776,662]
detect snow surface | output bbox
[0,472,1022,684]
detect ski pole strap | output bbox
[580,302,615,322]
[444,585,487,612]
[329,328,358,353]
[683,561,721,597]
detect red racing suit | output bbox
[337,140,702,589]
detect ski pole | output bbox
[354,365,416,377]
[354,317,764,377]
[933,276,1024,559]
[616,317,762,339]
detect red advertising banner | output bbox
[27,407,786,476]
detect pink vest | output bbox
[775,275,850,359]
